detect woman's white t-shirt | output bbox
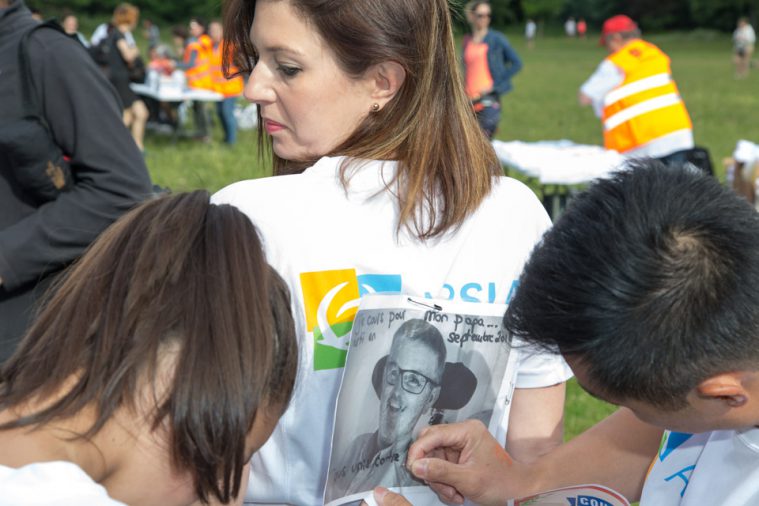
[0,461,125,505]
[212,156,572,505]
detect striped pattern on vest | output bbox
[602,39,692,153]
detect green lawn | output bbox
[144,31,759,441]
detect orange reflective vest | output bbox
[184,34,213,90]
[209,41,244,98]
[602,39,692,153]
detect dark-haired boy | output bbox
[379,161,759,505]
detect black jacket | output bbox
[0,0,153,361]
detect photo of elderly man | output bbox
[332,319,445,496]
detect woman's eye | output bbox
[277,65,301,77]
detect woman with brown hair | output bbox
[0,191,297,505]
[463,0,522,139]
[104,3,149,150]
[213,1,571,503]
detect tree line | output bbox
[480,0,756,32]
[32,0,757,33]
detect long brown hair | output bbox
[223,0,500,239]
[0,191,297,504]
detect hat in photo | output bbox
[371,355,477,411]
[600,15,638,44]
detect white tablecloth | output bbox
[130,83,223,103]
[492,139,626,185]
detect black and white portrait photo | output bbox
[325,294,516,506]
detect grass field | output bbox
[143,31,758,441]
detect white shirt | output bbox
[0,461,125,506]
[212,156,572,505]
[580,60,624,118]
[734,24,756,49]
[641,428,759,505]
[525,21,537,39]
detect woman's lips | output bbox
[264,119,285,134]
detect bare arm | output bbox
[116,37,140,64]
[506,383,565,463]
[529,407,660,500]
[407,408,662,505]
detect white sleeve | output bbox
[579,60,624,117]
[0,462,127,506]
[513,337,573,389]
[90,24,107,45]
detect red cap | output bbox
[600,15,638,44]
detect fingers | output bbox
[409,456,465,486]
[429,482,465,505]
[373,487,413,506]
[408,420,487,462]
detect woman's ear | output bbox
[367,61,406,110]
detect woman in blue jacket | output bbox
[463,1,522,139]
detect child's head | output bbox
[505,161,759,433]
[0,191,297,503]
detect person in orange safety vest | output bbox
[208,20,244,144]
[579,15,694,164]
[184,17,213,90]
[178,17,213,139]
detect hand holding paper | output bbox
[406,419,530,506]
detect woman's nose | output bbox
[244,62,275,104]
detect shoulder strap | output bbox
[17,20,70,121]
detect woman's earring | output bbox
[371,103,380,112]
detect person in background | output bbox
[142,17,160,49]
[733,16,755,78]
[208,19,243,144]
[0,0,152,363]
[525,18,536,49]
[178,16,213,140]
[564,16,576,37]
[375,161,759,506]
[577,17,587,39]
[463,1,522,139]
[28,5,38,19]
[148,43,175,76]
[0,191,298,506]
[104,3,149,151]
[213,0,570,503]
[60,10,89,47]
[579,15,694,164]
[170,25,188,61]
[144,44,179,128]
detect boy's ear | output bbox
[366,61,406,110]
[696,373,750,407]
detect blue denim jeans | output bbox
[216,97,237,144]
[475,103,501,140]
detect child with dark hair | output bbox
[382,161,759,506]
[0,191,298,505]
